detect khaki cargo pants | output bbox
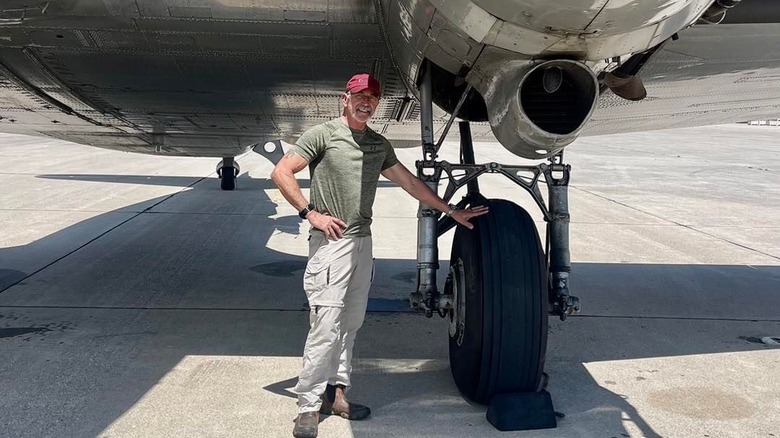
[294,233,373,414]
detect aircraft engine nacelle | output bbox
[475,59,599,159]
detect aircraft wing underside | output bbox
[0,1,779,157]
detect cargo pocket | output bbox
[303,234,331,303]
[303,264,330,302]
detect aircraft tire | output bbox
[220,166,236,191]
[447,199,548,404]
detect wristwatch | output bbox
[445,203,458,216]
[299,203,316,219]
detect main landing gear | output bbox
[409,63,580,430]
[216,157,239,190]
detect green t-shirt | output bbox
[293,118,400,237]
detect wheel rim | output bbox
[448,259,466,346]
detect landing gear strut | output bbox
[410,62,580,427]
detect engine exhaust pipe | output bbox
[475,59,599,159]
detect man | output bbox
[271,73,488,438]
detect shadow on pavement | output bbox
[0,172,778,437]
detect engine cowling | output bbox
[474,59,599,159]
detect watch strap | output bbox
[299,203,315,219]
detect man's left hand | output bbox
[450,205,489,229]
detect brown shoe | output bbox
[320,384,371,420]
[292,411,318,438]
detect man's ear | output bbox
[340,93,349,107]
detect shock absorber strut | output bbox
[410,61,441,317]
[544,154,580,319]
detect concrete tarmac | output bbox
[0,125,779,438]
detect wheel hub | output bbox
[448,259,466,346]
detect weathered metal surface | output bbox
[0,0,778,158]
[0,0,400,156]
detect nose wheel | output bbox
[216,157,239,191]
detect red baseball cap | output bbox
[345,73,381,97]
